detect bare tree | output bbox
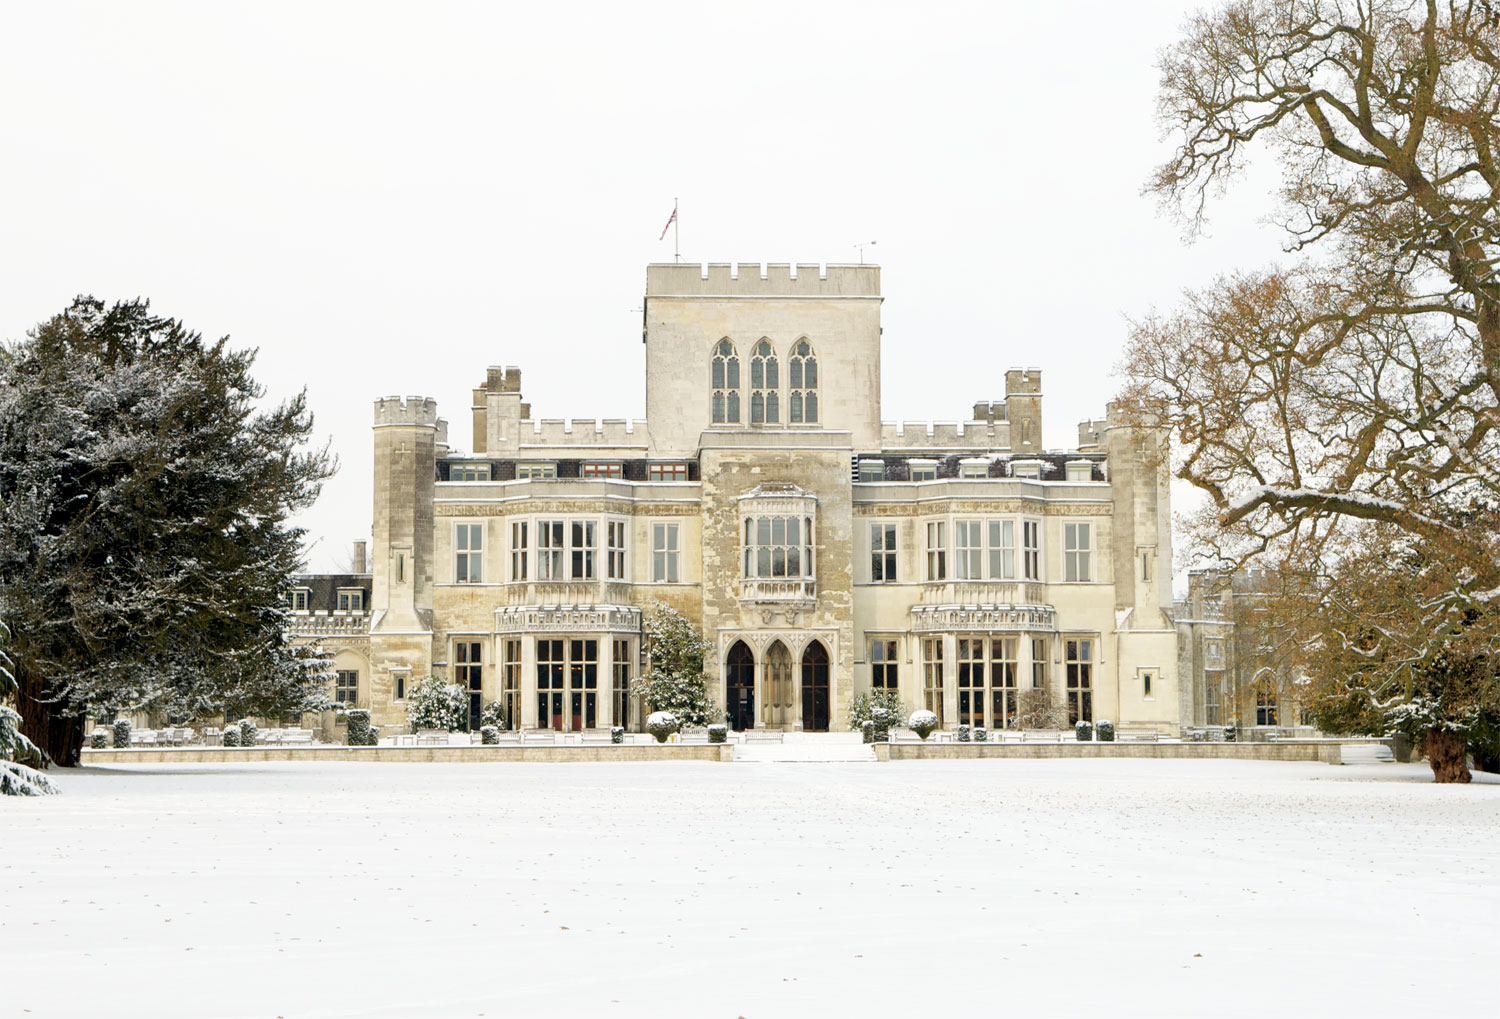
[1123,0,1499,577]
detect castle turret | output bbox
[471,366,526,455]
[1004,369,1042,452]
[371,396,439,633]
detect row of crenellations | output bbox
[646,262,880,297]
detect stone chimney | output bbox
[352,540,368,575]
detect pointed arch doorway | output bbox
[801,641,830,732]
[725,641,755,732]
[764,640,793,729]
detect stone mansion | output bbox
[292,262,1181,736]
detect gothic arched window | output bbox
[750,339,779,425]
[789,338,818,424]
[711,339,741,424]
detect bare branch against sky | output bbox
[0,1,1282,571]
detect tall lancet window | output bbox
[750,339,779,424]
[788,338,818,424]
[711,339,741,424]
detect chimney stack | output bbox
[352,540,368,575]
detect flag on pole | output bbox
[659,205,677,240]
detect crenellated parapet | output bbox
[881,420,1013,451]
[646,262,881,297]
[374,396,440,427]
[519,418,650,448]
[1077,417,1108,450]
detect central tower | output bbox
[642,262,883,456]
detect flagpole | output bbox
[673,197,680,263]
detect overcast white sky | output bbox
[1,1,1287,573]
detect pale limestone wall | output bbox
[82,744,734,763]
[699,442,855,730]
[371,397,437,634]
[881,741,1343,764]
[644,263,882,456]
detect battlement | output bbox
[1005,368,1043,395]
[1077,417,1108,449]
[646,262,880,298]
[519,418,650,448]
[881,420,1012,451]
[971,400,1008,422]
[374,396,440,427]
[479,365,523,394]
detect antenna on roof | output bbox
[855,240,877,264]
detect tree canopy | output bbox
[0,297,337,764]
[1122,1,1500,777]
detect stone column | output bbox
[598,634,614,730]
[791,640,804,732]
[942,632,958,729]
[521,634,538,729]
[753,650,766,729]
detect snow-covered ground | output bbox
[3,759,1496,1018]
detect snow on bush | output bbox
[239,718,258,747]
[481,700,510,730]
[707,723,728,744]
[112,718,131,749]
[646,711,678,744]
[632,604,719,728]
[90,730,108,750]
[1096,720,1115,742]
[220,724,241,747]
[407,678,468,732]
[610,726,625,745]
[957,724,971,742]
[1075,720,1093,741]
[1,707,58,797]
[908,710,939,740]
[1222,725,1238,742]
[849,690,905,735]
[345,709,377,746]
[480,725,499,745]
[860,720,876,744]
[974,726,987,743]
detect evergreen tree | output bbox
[632,603,720,728]
[0,297,336,764]
[1,618,57,795]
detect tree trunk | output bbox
[17,667,85,768]
[1422,728,1471,784]
[1472,747,1500,775]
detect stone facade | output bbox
[292,262,1185,736]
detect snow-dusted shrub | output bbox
[1015,687,1068,729]
[610,726,625,745]
[849,690,905,735]
[407,677,468,732]
[1075,720,1093,741]
[646,711,678,744]
[112,718,131,749]
[861,720,876,744]
[957,724,971,742]
[481,700,510,730]
[220,724,241,747]
[632,604,719,728]
[1096,720,1115,742]
[974,727,987,743]
[1222,725,1237,742]
[238,718,258,747]
[1,708,58,796]
[909,710,939,740]
[869,707,895,743]
[346,709,377,746]
[707,723,728,744]
[480,725,499,745]
[90,730,108,750]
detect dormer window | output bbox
[959,458,990,479]
[1065,461,1094,483]
[337,589,364,612]
[1010,460,1043,480]
[909,459,937,482]
[517,462,556,480]
[857,459,885,482]
[287,588,310,612]
[450,463,490,482]
[581,462,622,479]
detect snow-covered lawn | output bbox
[3,759,1496,1018]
